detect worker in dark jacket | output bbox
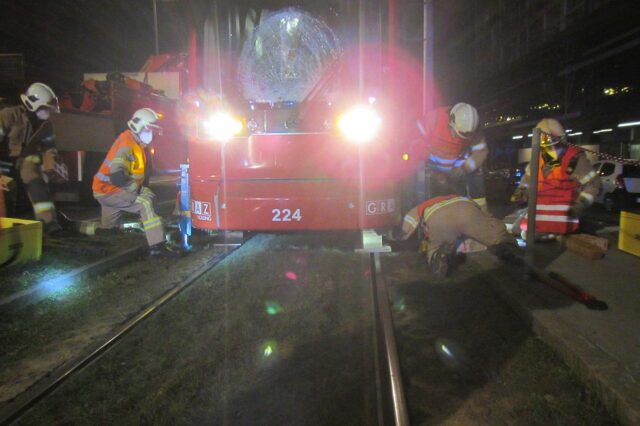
[0,82,63,233]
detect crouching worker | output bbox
[92,108,180,258]
[393,195,518,278]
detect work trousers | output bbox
[96,190,164,247]
[19,157,57,224]
[425,199,512,259]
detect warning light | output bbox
[402,153,409,161]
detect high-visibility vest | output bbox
[417,195,470,224]
[417,107,467,172]
[92,130,146,195]
[526,146,581,234]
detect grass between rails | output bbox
[16,234,378,425]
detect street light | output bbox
[152,0,178,55]
[153,0,159,55]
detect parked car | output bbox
[593,161,640,211]
[514,162,529,187]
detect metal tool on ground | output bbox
[501,244,609,310]
[521,257,609,310]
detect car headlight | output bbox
[201,112,243,142]
[337,105,381,144]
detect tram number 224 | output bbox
[272,208,302,222]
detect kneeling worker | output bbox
[394,195,517,277]
[92,108,179,257]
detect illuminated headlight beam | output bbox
[338,105,381,144]
[202,112,243,142]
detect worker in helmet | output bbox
[511,118,601,236]
[391,195,517,278]
[415,103,489,210]
[92,108,180,257]
[0,82,64,234]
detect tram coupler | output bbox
[178,163,192,251]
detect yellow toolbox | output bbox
[618,210,640,257]
[0,217,43,267]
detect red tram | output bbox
[182,4,423,234]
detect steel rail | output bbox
[0,238,248,425]
[371,252,410,426]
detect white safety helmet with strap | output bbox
[449,102,479,139]
[21,82,60,113]
[128,108,162,134]
[535,118,565,147]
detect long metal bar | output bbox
[372,253,410,426]
[153,0,159,55]
[526,128,541,263]
[0,241,247,425]
[418,0,434,203]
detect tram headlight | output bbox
[337,105,381,144]
[201,112,243,142]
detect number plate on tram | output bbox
[271,208,302,222]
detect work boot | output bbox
[429,244,453,279]
[149,243,183,259]
[44,221,64,236]
[489,242,522,265]
[56,211,76,232]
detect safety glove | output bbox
[139,186,155,200]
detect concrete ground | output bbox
[470,223,640,425]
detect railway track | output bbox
[1,233,410,425]
[0,235,249,425]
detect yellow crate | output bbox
[618,210,640,257]
[0,217,43,267]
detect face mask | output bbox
[139,129,153,145]
[36,109,51,121]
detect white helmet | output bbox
[21,82,59,113]
[449,102,479,139]
[127,108,162,134]
[536,118,565,146]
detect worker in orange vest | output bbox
[511,118,601,237]
[92,108,180,257]
[392,195,517,278]
[0,83,66,233]
[415,103,489,210]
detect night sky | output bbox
[0,0,202,91]
[1,1,461,91]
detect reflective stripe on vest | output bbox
[416,195,470,223]
[525,147,583,234]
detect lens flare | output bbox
[337,105,381,144]
[202,112,243,142]
[265,301,284,316]
[285,271,298,281]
